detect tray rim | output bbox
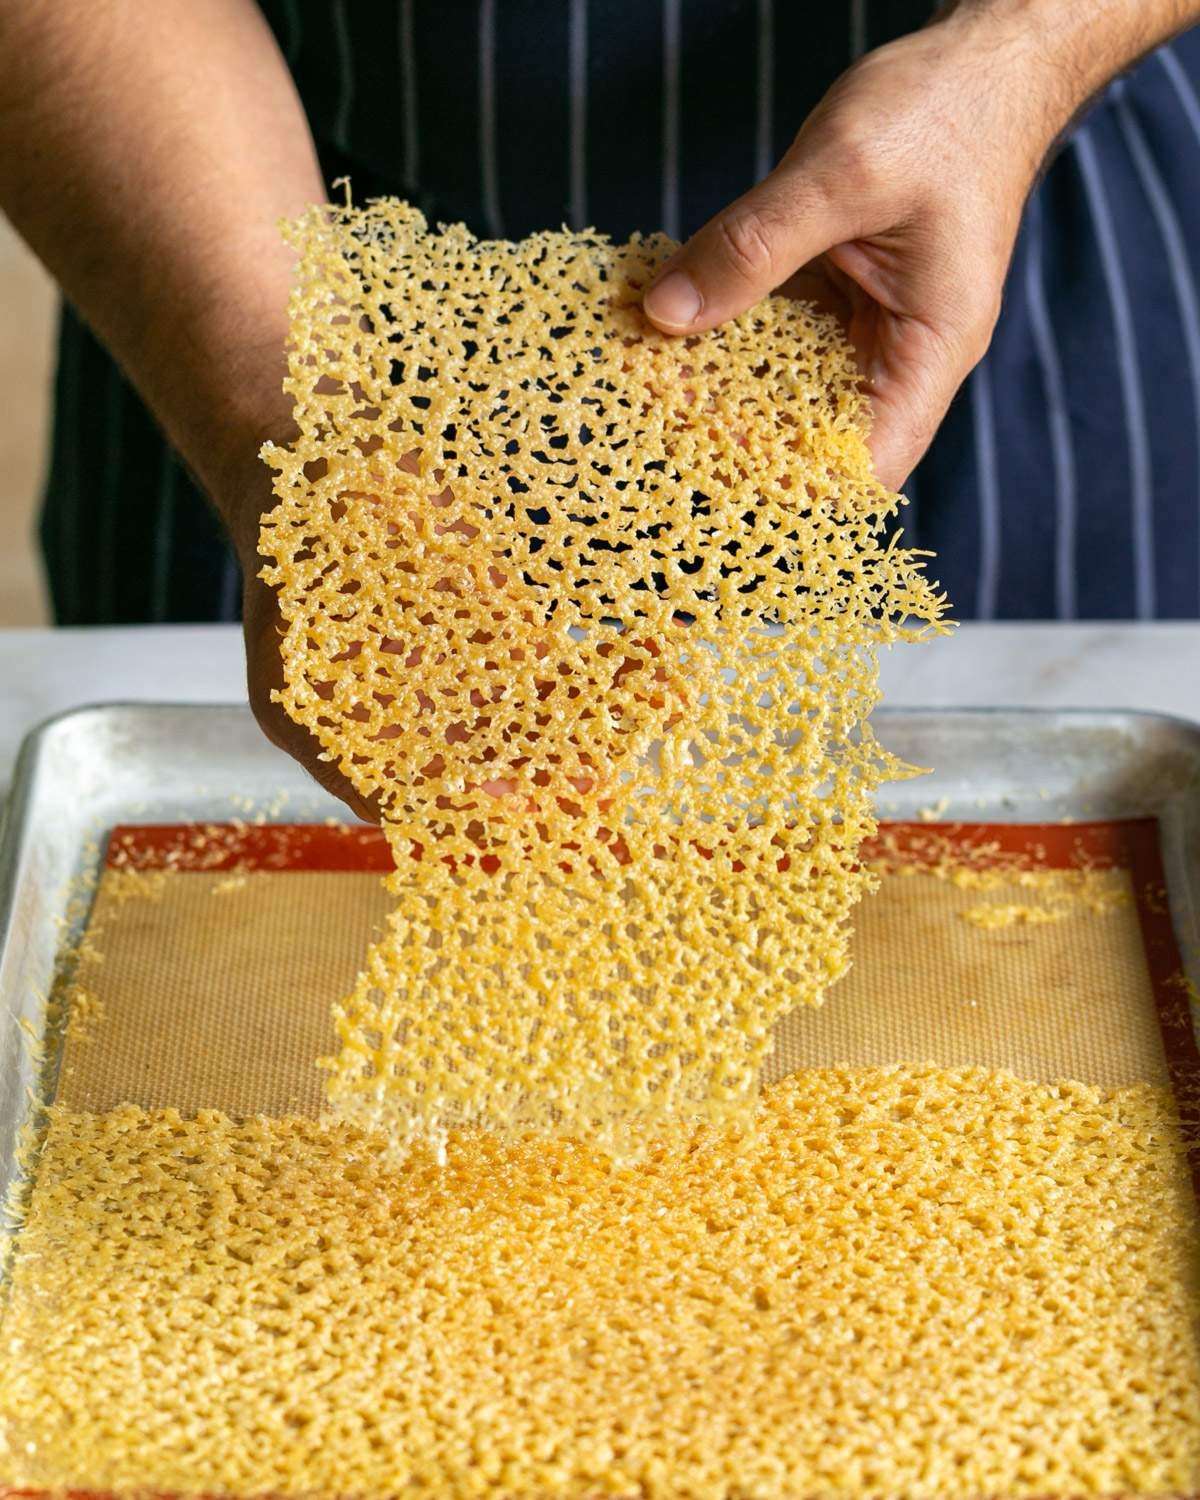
[4,699,1200,1152]
[7,695,1200,1000]
[2,700,1200,1493]
[8,694,1200,927]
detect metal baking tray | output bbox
[2,702,1200,1222]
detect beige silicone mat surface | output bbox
[55,829,1173,1119]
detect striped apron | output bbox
[39,2,1200,622]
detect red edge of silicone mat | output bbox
[7,820,1195,1500]
[101,816,1200,1189]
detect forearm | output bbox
[954,0,1200,65]
[0,0,324,551]
[940,0,1200,148]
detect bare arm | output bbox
[0,1,376,811]
[0,0,322,552]
[645,0,1200,487]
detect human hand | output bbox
[236,456,672,828]
[643,8,1081,488]
[215,452,379,824]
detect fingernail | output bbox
[644,270,702,329]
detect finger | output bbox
[865,319,975,491]
[249,672,382,824]
[643,166,851,335]
[274,708,382,825]
[243,580,382,825]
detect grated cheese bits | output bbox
[259,200,947,1153]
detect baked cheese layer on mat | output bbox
[1,1065,1196,1498]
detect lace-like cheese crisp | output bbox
[259,201,946,1152]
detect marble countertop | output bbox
[1,622,1198,798]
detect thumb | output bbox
[643,167,848,334]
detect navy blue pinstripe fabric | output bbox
[915,27,1200,619]
[38,3,1200,623]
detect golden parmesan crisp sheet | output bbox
[258,201,945,1154]
[0,1068,1197,1498]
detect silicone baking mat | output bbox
[54,819,1200,1165]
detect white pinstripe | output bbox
[280,0,301,65]
[479,0,504,238]
[1158,45,1200,143]
[661,0,681,238]
[58,318,83,616]
[1075,127,1156,619]
[849,0,867,60]
[971,358,1001,620]
[1023,196,1077,620]
[97,366,125,622]
[754,0,774,183]
[217,546,240,621]
[568,0,588,230]
[219,551,241,624]
[151,452,177,624]
[1114,83,1200,612]
[331,0,354,153]
[400,0,419,187]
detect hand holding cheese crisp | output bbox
[253,201,950,1152]
[644,0,1200,488]
[241,530,379,822]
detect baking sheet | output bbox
[3,702,1200,1214]
[49,815,1186,1120]
[3,700,1200,1500]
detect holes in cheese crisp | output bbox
[259,199,948,1155]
